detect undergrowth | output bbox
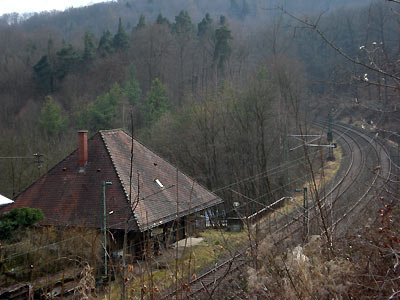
[244,197,400,299]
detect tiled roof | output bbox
[101,129,222,231]
[1,133,136,230]
[1,130,222,231]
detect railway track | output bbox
[329,123,392,232]
[271,121,392,241]
[3,123,394,300]
[161,122,395,300]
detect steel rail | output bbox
[271,121,362,237]
[161,122,394,299]
[330,123,392,230]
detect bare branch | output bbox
[277,6,400,83]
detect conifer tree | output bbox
[79,83,123,132]
[113,17,129,50]
[156,13,170,26]
[219,15,227,26]
[55,43,79,80]
[83,31,96,61]
[98,30,113,56]
[173,10,193,37]
[173,10,194,103]
[198,13,213,37]
[142,78,169,125]
[136,14,146,30]
[33,55,54,94]
[123,65,141,105]
[38,96,66,136]
[214,25,233,72]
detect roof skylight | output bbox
[154,178,164,188]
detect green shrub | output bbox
[0,207,44,239]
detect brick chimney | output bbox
[78,130,88,170]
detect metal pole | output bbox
[284,123,290,196]
[102,181,112,277]
[327,112,335,161]
[303,187,308,242]
[122,220,128,300]
[102,181,107,277]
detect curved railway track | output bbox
[323,123,391,233]
[4,123,394,300]
[161,122,395,300]
[276,121,392,239]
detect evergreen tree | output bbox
[55,43,79,80]
[33,55,54,94]
[98,30,114,56]
[123,65,141,105]
[82,31,96,61]
[156,13,170,26]
[47,38,54,56]
[38,96,67,136]
[113,17,129,50]
[173,10,194,104]
[219,15,227,26]
[214,25,233,71]
[173,10,194,37]
[198,13,213,37]
[78,83,123,132]
[136,14,146,30]
[46,38,56,63]
[142,78,169,125]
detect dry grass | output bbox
[2,144,347,299]
[0,226,102,289]
[244,196,400,299]
[102,229,247,299]
[258,144,342,226]
[247,233,353,299]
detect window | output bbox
[154,178,164,188]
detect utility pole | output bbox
[327,112,335,161]
[33,153,44,176]
[102,181,112,278]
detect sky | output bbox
[0,0,115,15]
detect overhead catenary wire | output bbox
[0,125,338,264]
[2,124,394,298]
[0,158,322,265]
[0,156,37,159]
[3,121,388,266]
[0,138,342,266]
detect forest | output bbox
[0,0,398,213]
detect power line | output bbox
[4,122,383,265]
[0,150,331,265]
[2,123,395,295]
[0,156,36,159]
[0,138,331,264]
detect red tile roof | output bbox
[2,130,222,231]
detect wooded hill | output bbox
[1,0,367,34]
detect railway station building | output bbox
[1,129,223,257]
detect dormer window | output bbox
[154,178,164,188]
